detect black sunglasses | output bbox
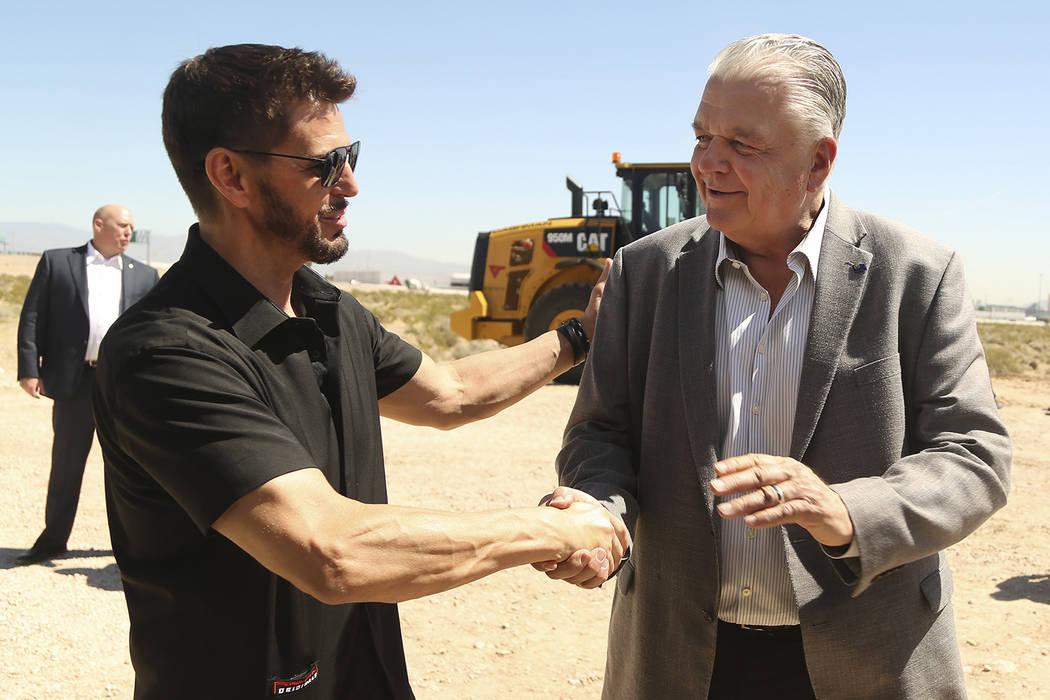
[233,141,360,188]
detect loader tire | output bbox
[525,283,592,385]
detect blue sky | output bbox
[1,1,1047,305]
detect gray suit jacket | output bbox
[17,244,159,401]
[558,194,1011,699]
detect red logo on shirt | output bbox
[271,662,319,695]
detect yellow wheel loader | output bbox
[450,154,704,383]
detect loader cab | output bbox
[614,155,702,245]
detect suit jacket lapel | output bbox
[70,244,89,318]
[790,195,873,462]
[677,225,722,513]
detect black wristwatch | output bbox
[556,317,591,366]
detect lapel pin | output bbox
[845,261,867,272]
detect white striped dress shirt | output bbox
[713,203,828,626]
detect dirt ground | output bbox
[0,253,1046,699]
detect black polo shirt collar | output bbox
[180,224,343,348]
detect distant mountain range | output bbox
[0,222,468,288]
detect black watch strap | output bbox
[556,317,590,366]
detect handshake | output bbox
[532,486,631,589]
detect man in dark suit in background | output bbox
[15,204,159,565]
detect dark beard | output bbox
[258,179,349,264]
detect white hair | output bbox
[708,33,847,140]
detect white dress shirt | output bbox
[85,241,123,362]
[713,202,828,627]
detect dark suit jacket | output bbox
[17,244,159,401]
[558,194,1011,699]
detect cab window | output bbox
[639,172,684,235]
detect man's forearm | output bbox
[443,330,576,424]
[310,503,584,604]
[379,329,577,429]
[213,468,621,605]
[378,262,605,430]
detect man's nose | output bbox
[696,139,730,174]
[330,162,359,197]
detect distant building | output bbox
[975,305,1030,322]
[1024,303,1050,322]
[332,270,395,285]
[331,269,458,288]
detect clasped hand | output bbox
[533,487,631,589]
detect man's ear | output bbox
[204,148,255,209]
[807,137,837,192]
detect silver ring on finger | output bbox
[770,484,785,503]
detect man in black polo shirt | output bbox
[94,44,628,699]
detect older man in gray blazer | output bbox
[546,34,1010,699]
